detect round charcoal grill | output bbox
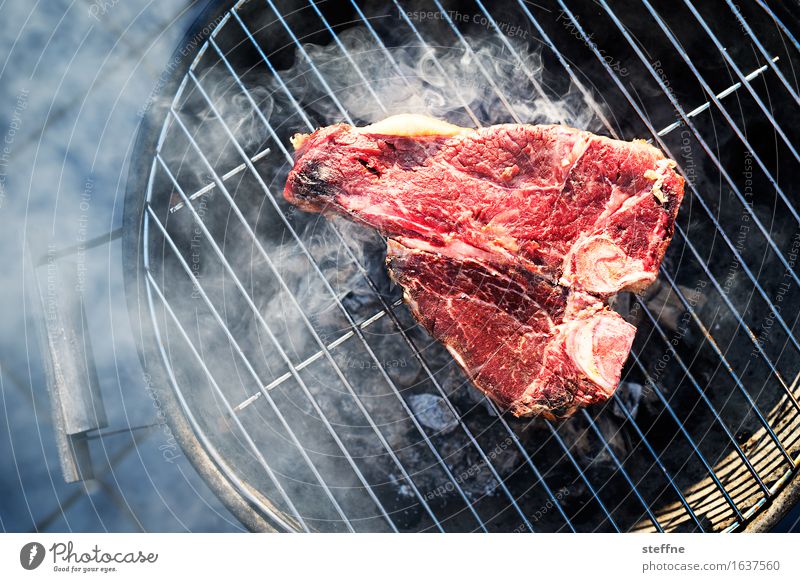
[124,0,800,532]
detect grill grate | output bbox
[134,0,800,532]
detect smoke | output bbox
[280,24,603,131]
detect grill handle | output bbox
[29,248,108,483]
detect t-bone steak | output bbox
[283,114,684,418]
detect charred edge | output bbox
[656,177,680,217]
[512,398,578,421]
[357,158,381,177]
[287,160,338,204]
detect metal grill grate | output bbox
[132,0,800,532]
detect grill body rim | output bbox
[121,0,800,533]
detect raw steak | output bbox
[284,114,684,418]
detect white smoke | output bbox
[280,24,605,131]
